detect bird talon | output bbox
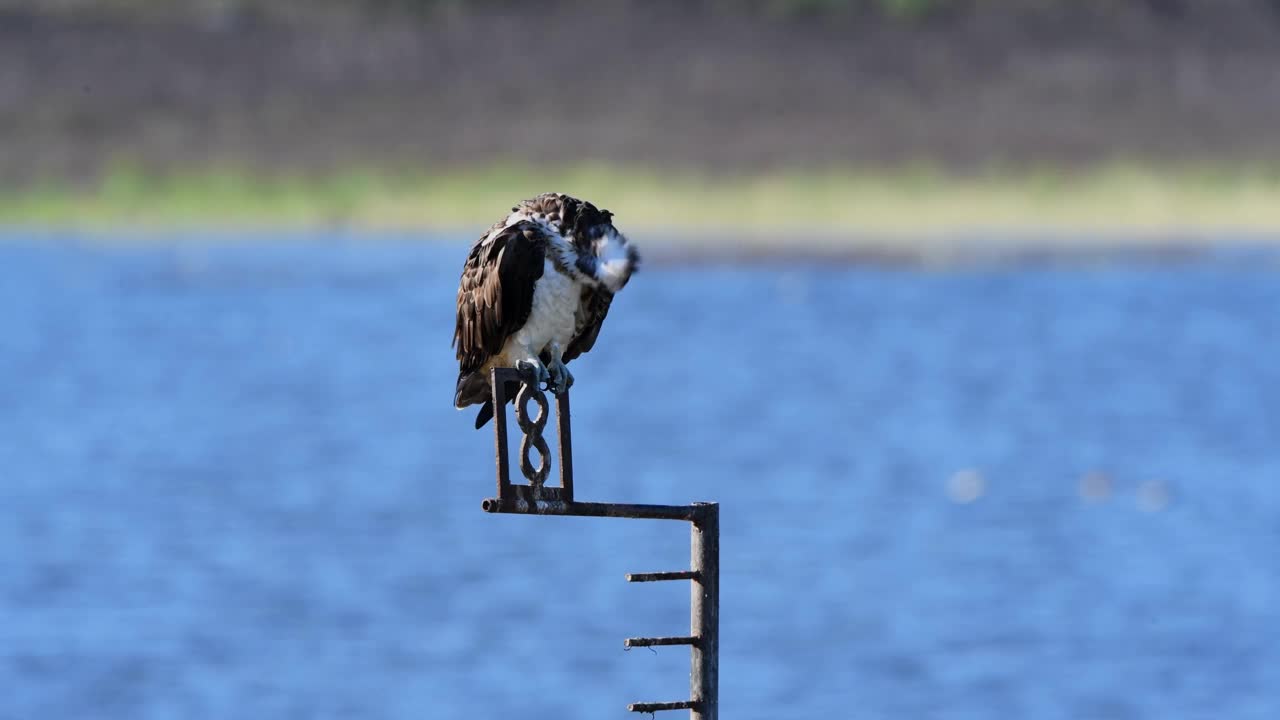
[546,359,574,396]
[515,359,549,391]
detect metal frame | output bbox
[481,367,720,719]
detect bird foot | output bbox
[515,358,550,391]
[547,358,574,396]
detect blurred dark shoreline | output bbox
[4,1,1280,185]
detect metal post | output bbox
[555,390,574,501]
[483,372,721,717]
[691,503,719,720]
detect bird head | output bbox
[581,209,639,292]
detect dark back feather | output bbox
[453,220,548,374]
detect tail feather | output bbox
[474,401,495,429]
[457,371,519,430]
[454,370,490,409]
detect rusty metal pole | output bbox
[691,503,719,720]
[484,374,721,717]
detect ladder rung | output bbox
[629,700,698,713]
[626,570,699,582]
[625,636,698,648]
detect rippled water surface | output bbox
[2,234,1278,720]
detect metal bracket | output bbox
[480,367,719,719]
[486,366,573,509]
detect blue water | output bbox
[2,233,1278,720]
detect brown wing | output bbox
[562,286,615,363]
[453,221,548,374]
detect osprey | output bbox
[453,192,640,429]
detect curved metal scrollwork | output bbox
[515,383,550,487]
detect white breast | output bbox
[512,259,580,355]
